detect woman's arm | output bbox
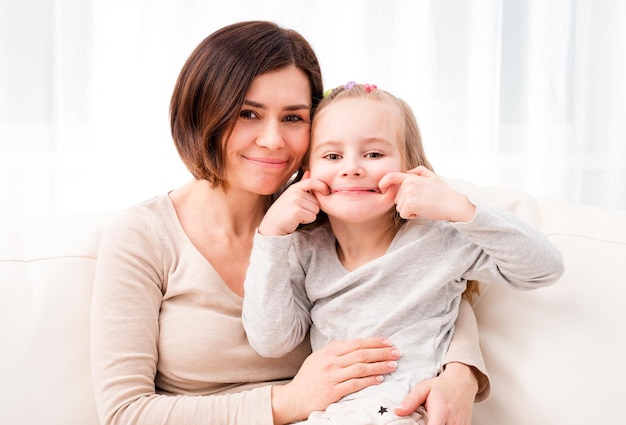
[394,299,488,425]
[91,210,278,425]
[441,298,490,401]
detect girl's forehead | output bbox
[313,98,401,132]
[317,97,398,118]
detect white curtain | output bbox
[2,0,625,220]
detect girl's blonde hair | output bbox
[311,83,480,302]
[311,83,433,172]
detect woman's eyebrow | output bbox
[243,99,265,109]
[242,99,310,111]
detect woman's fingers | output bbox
[331,374,385,398]
[323,337,393,357]
[320,338,402,379]
[281,338,403,419]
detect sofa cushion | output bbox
[0,212,118,425]
[470,194,626,424]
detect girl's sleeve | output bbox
[442,299,491,402]
[442,202,565,403]
[90,210,275,425]
[450,203,564,290]
[242,232,313,358]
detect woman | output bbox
[90,21,488,425]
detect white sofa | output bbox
[1,179,625,425]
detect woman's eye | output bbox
[284,114,305,123]
[240,110,258,119]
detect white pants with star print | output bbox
[300,396,427,424]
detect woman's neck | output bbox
[169,179,271,297]
[170,179,269,237]
[329,214,400,271]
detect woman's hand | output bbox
[271,338,401,424]
[394,362,479,425]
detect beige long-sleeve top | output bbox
[90,193,489,425]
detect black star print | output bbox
[378,406,388,416]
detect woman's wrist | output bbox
[441,361,479,396]
[271,383,305,425]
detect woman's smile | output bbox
[244,155,291,169]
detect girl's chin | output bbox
[321,202,396,220]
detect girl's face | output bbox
[225,66,312,195]
[308,98,404,223]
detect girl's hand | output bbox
[394,362,479,425]
[259,171,329,236]
[271,338,402,424]
[379,166,476,223]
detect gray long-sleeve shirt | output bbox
[242,203,564,404]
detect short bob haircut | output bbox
[170,21,324,189]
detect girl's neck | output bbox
[329,214,400,271]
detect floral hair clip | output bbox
[364,83,378,93]
[323,81,379,98]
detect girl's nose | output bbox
[341,158,363,176]
[256,121,284,150]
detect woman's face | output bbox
[224,66,312,195]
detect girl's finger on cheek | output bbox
[381,186,398,205]
[311,179,330,196]
[379,172,408,194]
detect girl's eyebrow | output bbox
[243,99,311,111]
[312,137,393,151]
[311,141,341,153]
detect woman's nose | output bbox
[256,121,284,150]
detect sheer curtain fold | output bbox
[2,0,625,220]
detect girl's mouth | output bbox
[330,187,381,194]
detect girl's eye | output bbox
[240,110,258,119]
[365,152,383,158]
[323,153,342,160]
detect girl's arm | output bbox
[242,232,312,357]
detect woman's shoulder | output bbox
[106,193,177,241]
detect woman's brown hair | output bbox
[170,21,324,189]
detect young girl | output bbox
[242,83,564,424]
